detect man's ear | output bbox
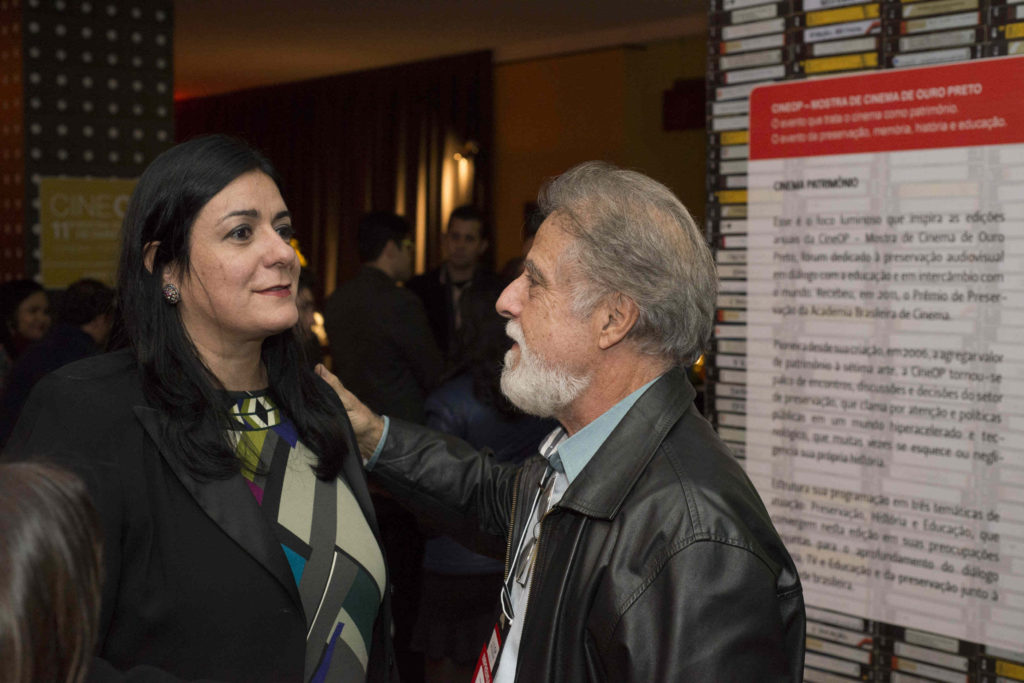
[143,241,161,275]
[477,239,490,256]
[597,293,639,350]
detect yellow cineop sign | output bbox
[39,177,137,287]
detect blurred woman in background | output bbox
[0,279,50,393]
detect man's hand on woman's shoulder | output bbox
[315,364,385,461]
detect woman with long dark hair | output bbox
[6,135,396,682]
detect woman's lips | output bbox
[257,285,292,298]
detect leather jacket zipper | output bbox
[503,466,523,582]
[523,499,555,620]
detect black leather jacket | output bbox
[374,368,805,682]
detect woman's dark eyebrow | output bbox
[217,209,257,224]
[217,209,292,224]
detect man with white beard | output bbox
[320,161,805,682]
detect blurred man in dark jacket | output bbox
[325,211,442,424]
[406,206,501,366]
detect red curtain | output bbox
[175,51,493,294]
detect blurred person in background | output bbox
[0,278,115,445]
[407,205,502,367]
[297,268,324,367]
[0,461,104,683]
[0,279,51,393]
[325,211,442,424]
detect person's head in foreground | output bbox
[0,461,103,683]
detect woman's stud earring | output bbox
[162,283,180,305]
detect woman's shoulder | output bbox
[50,347,136,381]
[6,349,144,459]
[30,348,142,409]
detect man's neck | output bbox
[556,354,669,435]
[367,261,396,282]
[445,261,475,284]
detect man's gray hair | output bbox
[538,161,717,366]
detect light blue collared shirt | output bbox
[552,375,659,483]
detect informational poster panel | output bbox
[745,57,1024,652]
[39,177,137,287]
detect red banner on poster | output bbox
[749,56,1024,160]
